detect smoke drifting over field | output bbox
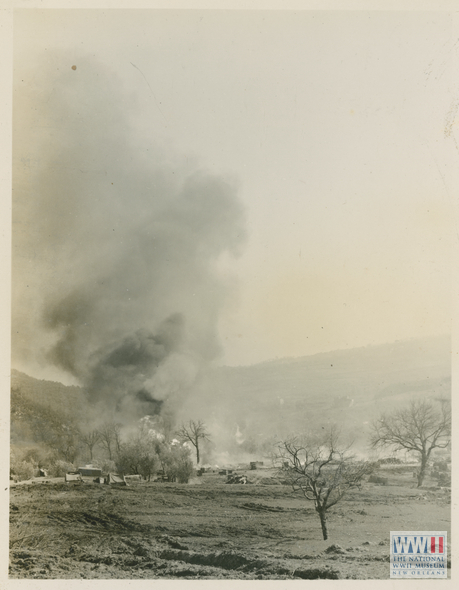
[13,56,246,423]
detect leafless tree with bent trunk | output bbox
[370,398,451,487]
[275,428,373,540]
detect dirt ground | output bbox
[9,467,451,580]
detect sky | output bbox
[11,8,457,383]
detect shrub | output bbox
[11,460,37,482]
[20,446,52,467]
[161,445,194,483]
[116,441,160,481]
[10,447,38,481]
[48,459,76,477]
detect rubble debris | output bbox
[325,544,346,555]
[226,474,248,484]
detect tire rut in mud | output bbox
[152,547,340,578]
[46,510,151,533]
[54,537,343,579]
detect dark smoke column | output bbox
[12,57,247,424]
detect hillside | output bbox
[179,335,451,452]
[10,370,87,449]
[11,369,85,410]
[10,335,451,455]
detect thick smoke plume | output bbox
[13,56,246,424]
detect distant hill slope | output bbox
[11,369,85,411]
[179,335,451,451]
[10,370,87,447]
[11,335,451,454]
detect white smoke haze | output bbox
[13,53,247,427]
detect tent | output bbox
[105,473,128,486]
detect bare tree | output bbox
[79,429,101,462]
[59,424,82,464]
[176,420,210,464]
[97,421,122,460]
[370,398,451,487]
[275,428,373,540]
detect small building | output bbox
[78,466,102,477]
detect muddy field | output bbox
[9,468,451,580]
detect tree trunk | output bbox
[318,510,328,540]
[196,444,200,465]
[417,453,428,487]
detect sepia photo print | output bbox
[6,4,456,582]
